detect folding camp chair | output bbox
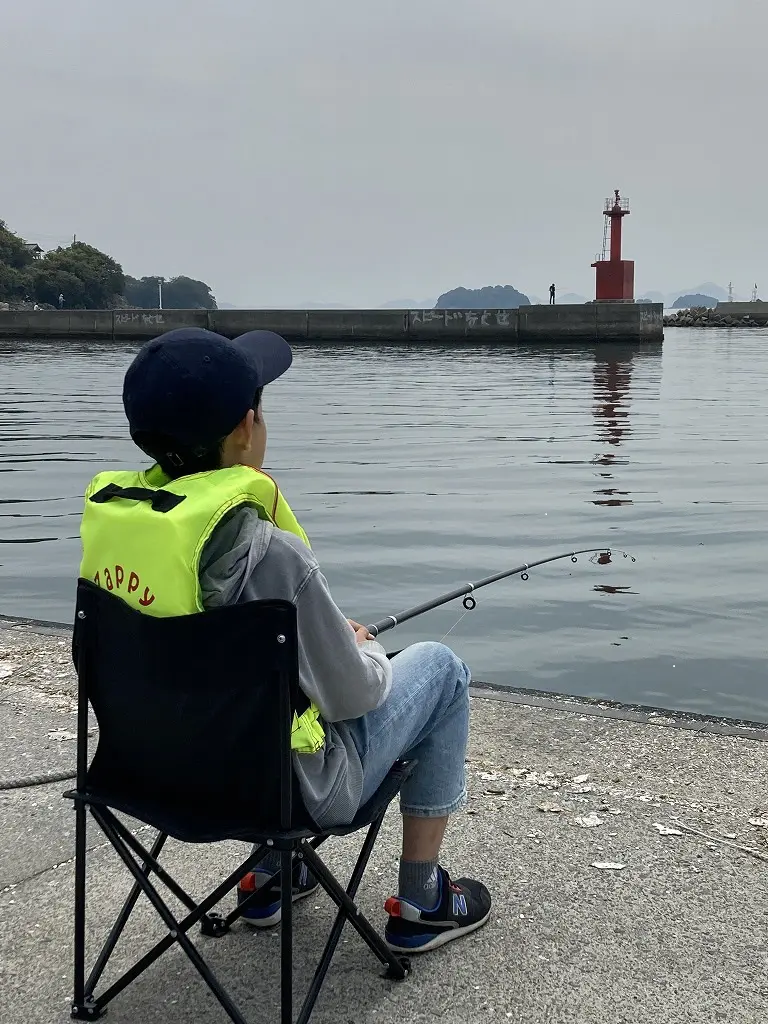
[66,579,413,1024]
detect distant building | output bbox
[23,242,44,259]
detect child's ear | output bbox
[235,408,255,449]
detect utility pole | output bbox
[158,277,163,310]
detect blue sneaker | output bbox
[384,867,491,953]
[237,862,319,928]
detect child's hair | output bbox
[133,388,262,479]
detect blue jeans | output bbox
[345,642,470,817]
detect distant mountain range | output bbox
[219,298,438,310]
[638,282,747,305]
[221,282,747,311]
[377,296,437,309]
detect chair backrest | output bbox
[73,579,310,839]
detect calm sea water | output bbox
[1,331,767,720]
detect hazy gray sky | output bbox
[2,0,764,306]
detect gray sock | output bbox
[398,858,441,910]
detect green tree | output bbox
[2,218,215,309]
[163,276,217,309]
[32,242,125,308]
[124,275,163,307]
[0,220,34,272]
[0,265,30,301]
[31,267,86,307]
[124,274,217,309]
[0,221,36,301]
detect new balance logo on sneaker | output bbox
[384,866,491,953]
[452,892,468,916]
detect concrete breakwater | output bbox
[3,620,767,1022]
[664,302,768,328]
[0,303,663,344]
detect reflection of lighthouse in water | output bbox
[591,348,633,507]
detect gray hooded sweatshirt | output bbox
[198,506,392,828]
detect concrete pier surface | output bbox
[0,303,663,345]
[2,620,766,1024]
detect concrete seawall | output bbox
[0,303,663,344]
[714,301,768,324]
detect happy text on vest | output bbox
[93,565,155,607]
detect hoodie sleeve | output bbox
[199,506,392,723]
[293,563,393,722]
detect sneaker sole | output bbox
[384,908,491,953]
[240,883,320,929]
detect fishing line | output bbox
[438,605,473,644]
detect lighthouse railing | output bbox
[603,196,630,213]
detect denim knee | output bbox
[408,640,471,698]
[396,641,470,817]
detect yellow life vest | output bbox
[79,463,324,754]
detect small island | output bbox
[435,284,530,309]
[672,293,717,309]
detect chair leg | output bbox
[296,814,390,1024]
[72,799,99,1019]
[293,818,409,1024]
[303,829,408,977]
[218,844,272,928]
[107,815,197,912]
[84,830,168,996]
[93,808,250,1024]
[90,841,270,1012]
[71,801,407,1024]
[280,848,294,1024]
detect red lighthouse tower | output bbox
[592,190,634,302]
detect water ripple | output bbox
[1,333,767,719]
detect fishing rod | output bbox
[367,547,631,637]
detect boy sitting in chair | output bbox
[79,327,491,953]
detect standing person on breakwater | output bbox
[549,283,556,305]
[58,293,65,309]
[78,326,492,953]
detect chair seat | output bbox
[64,760,414,845]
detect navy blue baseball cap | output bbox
[123,327,292,454]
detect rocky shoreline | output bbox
[664,306,766,328]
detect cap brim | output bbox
[231,330,293,388]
